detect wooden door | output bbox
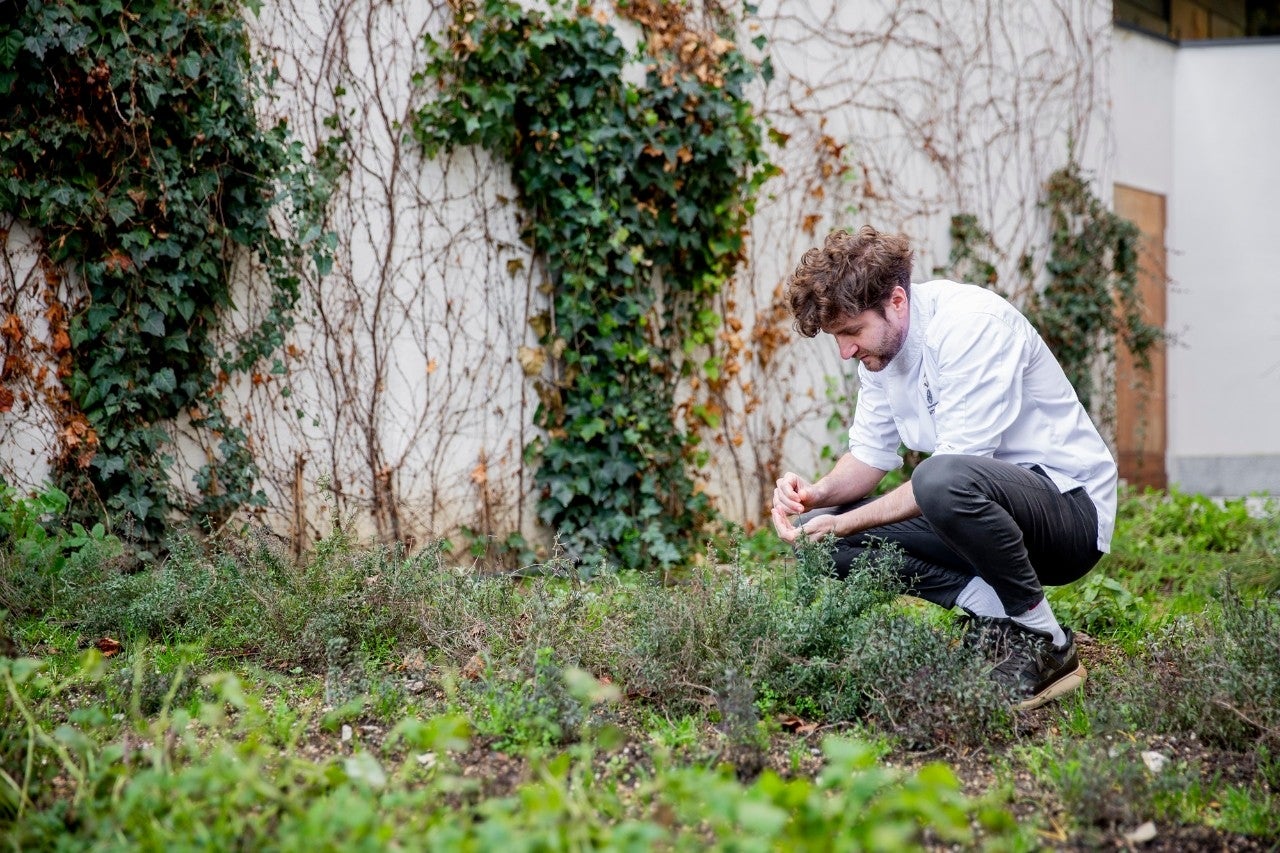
[1113,184,1168,490]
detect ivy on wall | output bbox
[412,0,771,570]
[938,213,1002,293]
[0,0,332,535]
[1026,162,1162,413]
[943,162,1162,415]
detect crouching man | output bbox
[772,226,1117,710]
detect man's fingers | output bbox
[770,506,799,543]
[772,478,806,514]
[773,494,803,515]
[768,471,808,512]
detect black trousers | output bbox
[802,454,1103,617]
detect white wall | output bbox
[1111,32,1280,495]
[1167,41,1280,493]
[0,221,58,490]
[0,0,1126,539]
[1111,29,1176,196]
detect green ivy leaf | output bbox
[412,0,769,569]
[0,29,24,68]
[178,52,202,79]
[138,305,166,337]
[151,368,177,394]
[1,0,332,537]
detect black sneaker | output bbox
[956,611,1012,652]
[986,623,1087,710]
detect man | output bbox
[771,226,1117,710]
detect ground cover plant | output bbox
[2,484,1279,850]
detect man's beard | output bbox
[859,323,907,372]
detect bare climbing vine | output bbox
[2,0,1122,553]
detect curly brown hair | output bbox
[785,226,914,337]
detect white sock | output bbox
[1011,597,1067,649]
[955,576,1008,619]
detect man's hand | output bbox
[772,471,815,516]
[770,506,841,544]
[769,455,892,545]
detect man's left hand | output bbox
[770,507,841,543]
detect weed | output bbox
[1104,488,1280,621]
[0,485,75,572]
[0,484,123,625]
[1051,740,1158,829]
[264,695,307,749]
[643,710,701,753]
[1117,487,1261,554]
[1054,691,1094,738]
[1214,785,1280,838]
[1048,571,1149,644]
[469,647,588,752]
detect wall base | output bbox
[1168,455,1280,497]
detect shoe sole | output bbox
[1016,662,1087,711]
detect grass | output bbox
[1,485,1278,849]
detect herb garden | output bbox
[3,0,1279,849]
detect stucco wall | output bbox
[1111,29,1177,197]
[1111,32,1280,495]
[2,0,1120,543]
[1168,40,1280,494]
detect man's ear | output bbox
[889,285,909,315]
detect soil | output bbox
[283,691,1274,852]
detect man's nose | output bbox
[838,337,857,359]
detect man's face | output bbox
[823,287,909,372]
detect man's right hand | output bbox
[772,471,814,516]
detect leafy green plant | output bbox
[1213,784,1280,838]
[643,710,702,753]
[658,737,1021,849]
[411,0,772,571]
[1048,572,1148,643]
[469,647,593,751]
[1116,487,1263,554]
[1103,488,1280,621]
[0,484,74,572]
[8,506,1280,848]
[0,0,334,535]
[3,647,1024,850]
[0,483,121,626]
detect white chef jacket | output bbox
[847,280,1118,552]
